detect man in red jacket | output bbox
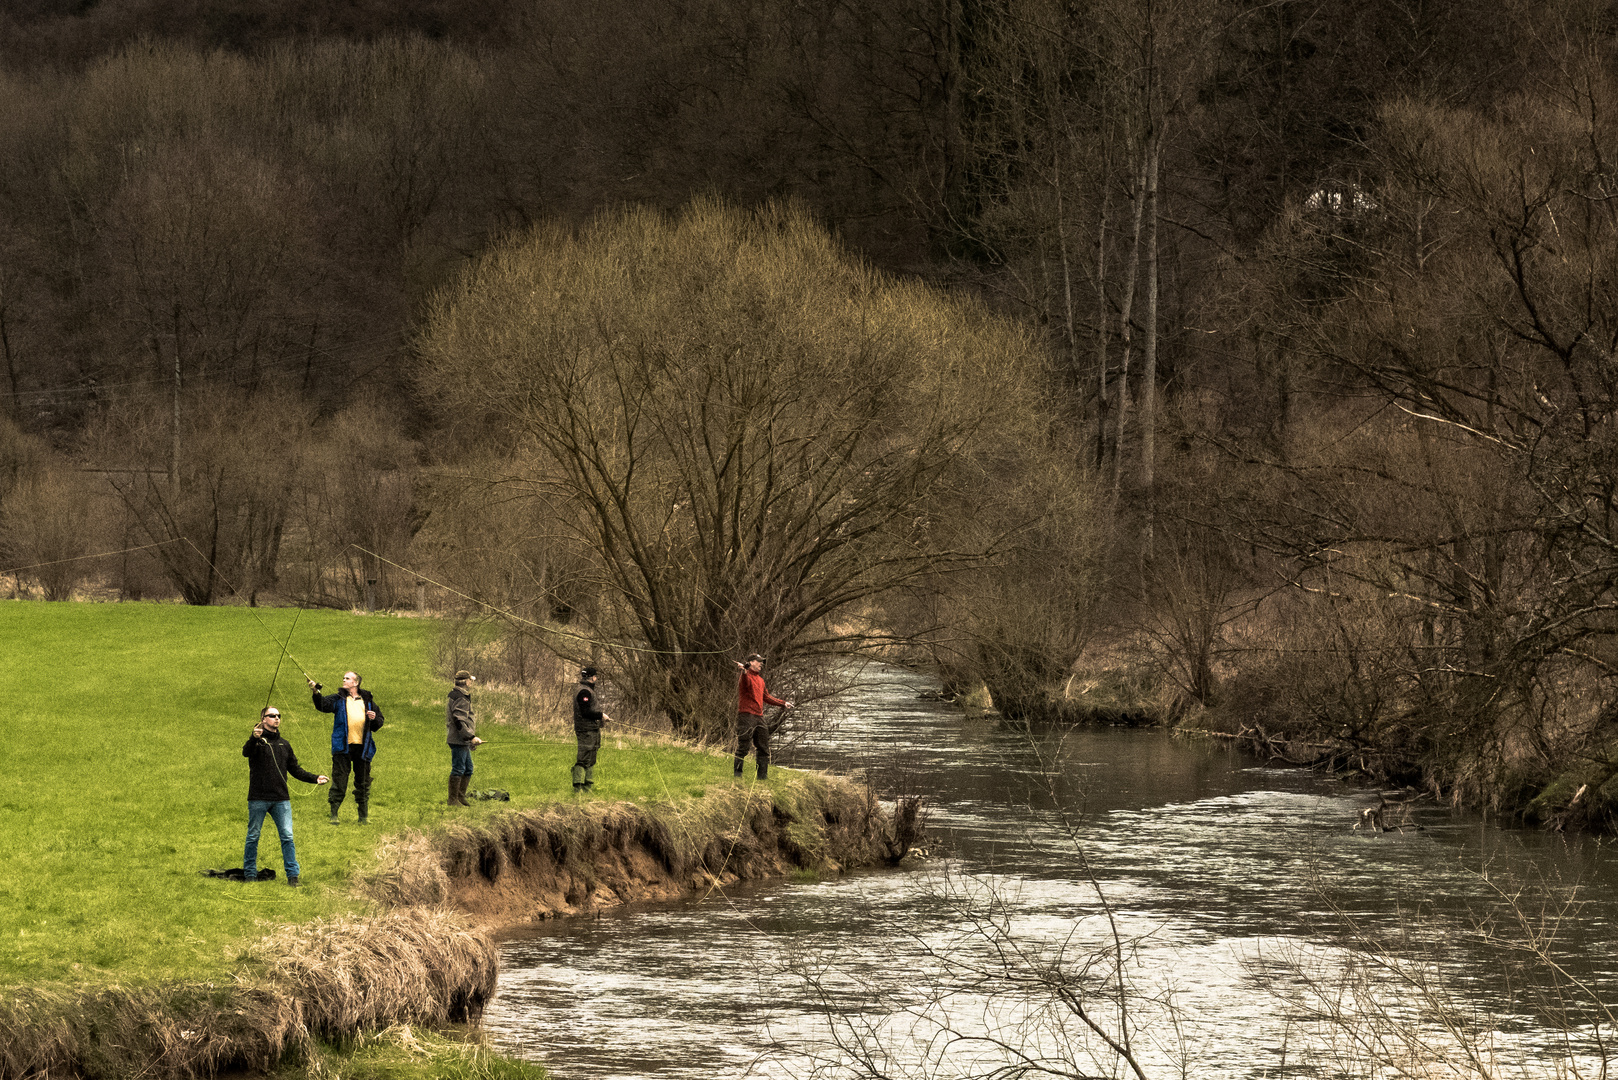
[734,653,793,780]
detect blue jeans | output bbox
[450,745,474,777]
[244,800,299,880]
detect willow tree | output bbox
[416,199,1058,733]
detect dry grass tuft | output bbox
[251,909,497,1036]
[0,911,497,1077]
[0,979,307,1079]
[356,829,454,907]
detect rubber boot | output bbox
[448,774,460,807]
[356,796,369,825]
[733,758,745,779]
[455,775,472,806]
[572,764,585,794]
[328,801,340,825]
[757,762,769,781]
[583,766,595,792]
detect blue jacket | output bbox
[313,687,385,760]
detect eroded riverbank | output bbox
[362,771,918,932]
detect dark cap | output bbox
[579,666,599,680]
[454,670,474,682]
[745,653,765,663]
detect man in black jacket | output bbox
[572,666,612,793]
[242,706,328,886]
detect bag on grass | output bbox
[200,867,278,881]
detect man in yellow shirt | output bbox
[309,671,386,824]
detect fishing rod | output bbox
[349,544,733,657]
[177,537,320,684]
[467,721,673,750]
[0,538,183,580]
[265,607,303,709]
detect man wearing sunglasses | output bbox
[242,706,328,886]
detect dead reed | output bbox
[250,909,498,1036]
[0,979,305,1079]
[0,908,496,1079]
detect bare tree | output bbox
[417,199,1057,734]
[284,403,422,609]
[84,390,304,604]
[0,464,101,600]
[1185,2,1618,809]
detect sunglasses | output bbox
[263,713,281,719]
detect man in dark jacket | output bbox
[308,671,384,824]
[572,666,612,793]
[242,706,328,886]
[734,653,793,780]
[446,669,482,806]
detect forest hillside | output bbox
[3,0,1617,826]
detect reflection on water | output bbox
[484,667,1618,1079]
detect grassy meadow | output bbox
[0,599,724,987]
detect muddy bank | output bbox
[360,771,917,932]
[1,773,908,1079]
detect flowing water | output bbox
[484,666,1618,1079]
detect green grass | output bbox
[0,599,731,987]
[286,1027,550,1080]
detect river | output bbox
[483,665,1618,1079]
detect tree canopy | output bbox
[417,200,1059,729]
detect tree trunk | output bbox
[1140,132,1160,554]
[1093,189,1112,471]
[1111,152,1148,504]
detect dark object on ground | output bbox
[468,788,510,801]
[287,875,302,887]
[200,867,277,881]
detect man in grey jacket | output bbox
[446,670,482,806]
